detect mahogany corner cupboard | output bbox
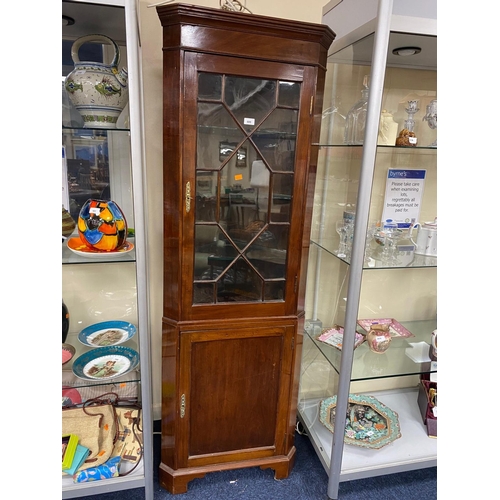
[155,4,335,493]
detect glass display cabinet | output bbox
[298,1,437,499]
[62,1,153,498]
[155,3,335,494]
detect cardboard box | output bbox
[417,379,437,438]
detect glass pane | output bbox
[253,108,297,171]
[264,281,285,301]
[194,225,239,280]
[193,282,215,304]
[194,224,217,280]
[226,219,271,252]
[195,171,218,222]
[246,224,288,279]
[198,103,245,169]
[278,81,300,108]
[224,76,276,133]
[216,257,263,302]
[219,140,248,168]
[198,73,222,100]
[220,141,269,230]
[270,173,293,222]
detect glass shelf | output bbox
[62,331,141,403]
[63,125,131,133]
[311,239,437,269]
[305,319,437,381]
[313,142,438,150]
[62,237,137,264]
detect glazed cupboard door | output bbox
[179,53,320,321]
[61,1,153,499]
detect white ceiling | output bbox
[331,32,437,70]
[62,1,127,44]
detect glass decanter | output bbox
[404,100,420,136]
[396,100,419,147]
[422,99,437,147]
[321,96,346,144]
[344,75,369,145]
[404,100,420,133]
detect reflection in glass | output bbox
[278,81,300,108]
[214,257,263,302]
[198,103,245,170]
[270,173,292,223]
[198,73,222,100]
[219,141,247,168]
[193,282,215,304]
[63,129,115,222]
[344,75,369,145]
[194,72,301,304]
[264,281,285,301]
[224,76,276,133]
[255,108,297,171]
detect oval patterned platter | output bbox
[72,345,140,381]
[319,393,401,449]
[78,320,137,347]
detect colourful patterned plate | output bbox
[67,237,134,258]
[319,394,402,449]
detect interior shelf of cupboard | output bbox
[298,388,437,481]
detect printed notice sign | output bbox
[381,169,426,228]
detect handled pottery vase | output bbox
[64,34,128,128]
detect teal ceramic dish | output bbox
[78,320,137,347]
[72,345,139,381]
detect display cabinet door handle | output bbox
[185,182,191,213]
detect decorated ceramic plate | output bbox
[357,318,414,338]
[62,386,82,406]
[78,320,137,347]
[67,237,134,258]
[317,325,365,351]
[72,345,140,381]
[62,343,76,365]
[319,394,401,449]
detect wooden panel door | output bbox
[179,321,295,467]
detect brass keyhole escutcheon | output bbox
[185,182,191,213]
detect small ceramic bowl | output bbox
[62,343,76,365]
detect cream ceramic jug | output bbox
[64,34,128,128]
[410,218,437,257]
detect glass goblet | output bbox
[335,220,348,258]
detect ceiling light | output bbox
[392,46,421,57]
[62,15,75,26]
